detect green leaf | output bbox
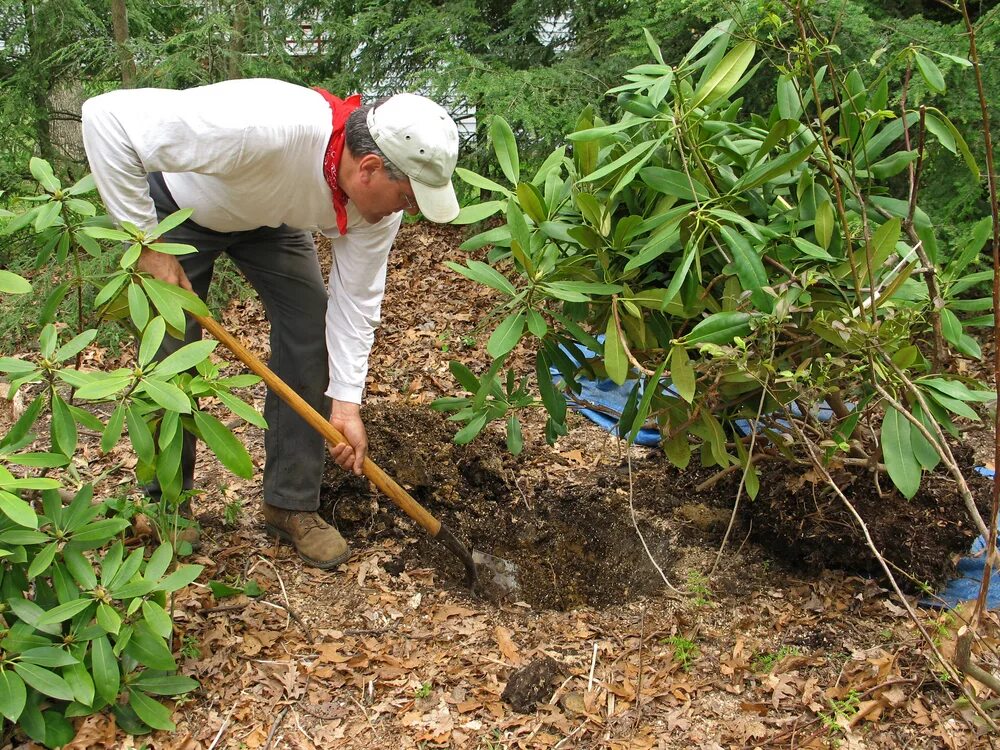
[451,200,505,225]
[124,621,176,671]
[140,378,192,414]
[208,580,243,598]
[718,227,770,311]
[13,663,75,702]
[131,673,198,696]
[149,208,194,239]
[91,635,120,704]
[0,490,39,528]
[670,345,695,404]
[192,409,253,478]
[445,260,516,296]
[913,51,946,93]
[734,141,818,192]
[138,317,167,368]
[142,278,200,331]
[155,563,203,593]
[126,405,156,466]
[30,157,61,193]
[129,689,176,731]
[506,415,523,455]
[96,602,122,635]
[526,309,547,338]
[691,41,756,110]
[535,351,566,424]
[454,167,512,196]
[82,226,131,242]
[682,312,752,346]
[35,597,93,626]
[50,394,78,457]
[21,647,79,668]
[454,412,488,446]
[216,391,267,429]
[0,270,32,294]
[490,117,520,185]
[54,330,97,364]
[604,315,628,386]
[640,167,710,202]
[0,670,27,721]
[156,340,217,377]
[141,600,173,639]
[27,542,58,579]
[855,112,920,168]
[63,660,96,707]
[487,311,526,359]
[814,199,834,249]
[516,182,546,224]
[627,358,669,444]
[881,406,920,499]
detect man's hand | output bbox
[329,400,367,476]
[138,245,193,291]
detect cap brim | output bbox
[411,180,460,223]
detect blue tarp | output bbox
[558,367,998,610]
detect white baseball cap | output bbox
[366,94,460,223]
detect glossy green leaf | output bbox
[149,208,193,239]
[682,312,752,346]
[454,167,512,196]
[670,345,695,404]
[445,260,516,296]
[0,670,27,721]
[604,315,628,386]
[535,351,566,424]
[192,409,253,478]
[13,663,75,702]
[30,157,60,193]
[490,117,520,185]
[506,415,523,455]
[91,635,120,704]
[129,689,176,730]
[0,270,31,294]
[516,182,546,224]
[913,51,946,93]
[140,378,191,413]
[691,41,756,110]
[124,621,176,671]
[0,490,40,528]
[131,673,198,696]
[487,311,526,359]
[451,200,505,225]
[881,406,920,499]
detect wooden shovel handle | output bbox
[194,314,442,537]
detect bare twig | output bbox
[207,703,237,750]
[262,705,291,750]
[626,450,686,598]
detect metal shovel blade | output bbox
[472,549,520,600]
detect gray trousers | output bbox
[148,173,329,511]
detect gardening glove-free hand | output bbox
[138,245,194,292]
[329,400,368,476]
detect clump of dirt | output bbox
[320,403,679,610]
[501,656,565,713]
[746,448,993,590]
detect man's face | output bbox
[347,155,420,224]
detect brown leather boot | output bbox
[262,505,351,569]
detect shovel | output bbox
[194,313,517,595]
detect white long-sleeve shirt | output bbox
[81,78,401,404]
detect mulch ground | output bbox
[4,222,1000,750]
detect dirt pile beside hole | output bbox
[320,404,678,610]
[746,449,992,590]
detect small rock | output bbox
[501,655,563,713]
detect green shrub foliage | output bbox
[0,160,263,745]
[437,14,995,501]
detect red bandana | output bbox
[313,88,362,235]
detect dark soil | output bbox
[320,404,681,610]
[746,447,993,591]
[318,401,988,610]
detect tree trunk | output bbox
[110,0,136,87]
[23,0,54,162]
[228,0,249,80]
